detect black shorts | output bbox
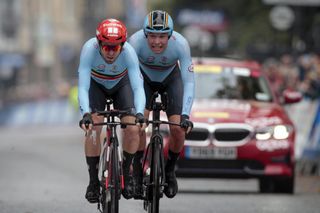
[89,75,136,115]
[142,66,183,117]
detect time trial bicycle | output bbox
[142,92,182,213]
[93,99,135,213]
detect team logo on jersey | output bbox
[97,64,105,69]
[111,65,118,73]
[160,56,168,65]
[147,56,155,63]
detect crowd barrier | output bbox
[0,99,80,127]
[285,99,319,160]
[297,100,320,175]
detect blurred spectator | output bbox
[278,54,299,91]
[298,54,313,82]
[263,52,320,101]
[300,69,320,100]
[0,53,25,107]
[263,58,283,96]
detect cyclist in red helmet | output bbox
[78,18,147,203]
[95,19,127,63]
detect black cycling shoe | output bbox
[85,181,100,203]
[122,174,133,199]
[164,171,178,198]
[133,173,143,199]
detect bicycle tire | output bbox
[102,140,120,213]
[148,137,161,213]
[100,138,108,212]
[102,143,112,213]
[111,140,120,213]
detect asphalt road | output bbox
[0,125,319,213]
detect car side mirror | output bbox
[282,89,302,104]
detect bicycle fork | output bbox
[105,140,124,194]
[104,126,124,190]
[157,137,167,196]
[142,135,166,201]
[98,134,123,212]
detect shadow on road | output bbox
[179,189,259,195]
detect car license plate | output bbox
[185,146,237,159]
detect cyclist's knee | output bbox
[170,125,185,138]
[123,125,139,137]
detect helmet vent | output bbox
[153,26,164,30]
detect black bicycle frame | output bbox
[142,92,175,213]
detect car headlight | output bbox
[255,125,292,140]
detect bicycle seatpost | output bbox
[150,92,159,111]
[106,99,113,111]
[161,92,168,111]
[150,91,168,112]
[105,98,113,123]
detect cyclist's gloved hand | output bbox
[135,113,147,130]
[180,114,193,134]
[79,113,93,130]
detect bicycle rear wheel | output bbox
[147,141,161,213]
[102,141,120,213]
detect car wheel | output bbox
[259,178,275,193]
[274,176,295,194]
[259,175,294,194]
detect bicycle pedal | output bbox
[159,191,163,198]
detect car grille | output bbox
[185,123,253,146]
[185,128,209,141]
[214,128,250,141]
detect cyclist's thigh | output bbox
[164,73,183,117]
[144,80,156,111]
[89,78,109,113]
[112,81,135,114]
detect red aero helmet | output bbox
[96,19,127,45]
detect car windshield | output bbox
[194,66,273,102]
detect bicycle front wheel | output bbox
[103,141,120,213]
[148,141,161,213]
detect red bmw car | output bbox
[164,57,301,194]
